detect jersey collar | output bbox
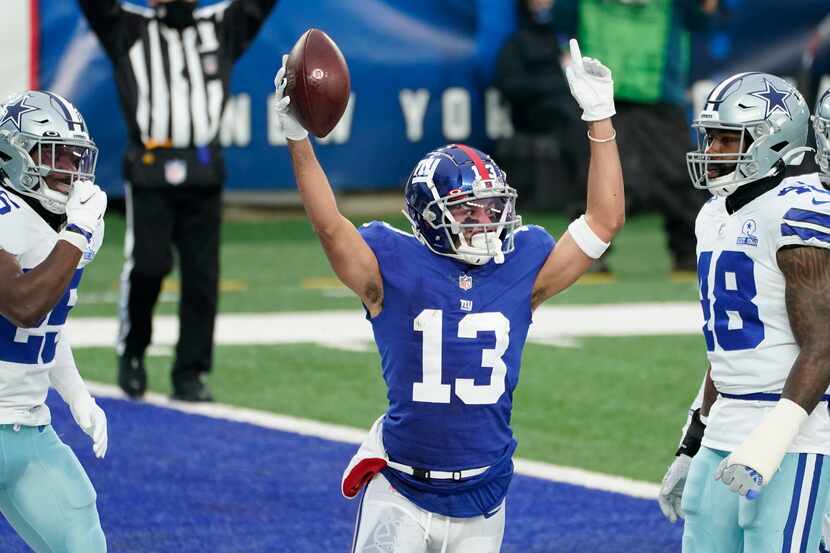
[725,169,789,215]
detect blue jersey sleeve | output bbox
[358,220,395,259]
[510,224,556,276]
[358,220,421,266]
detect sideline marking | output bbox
[86,382,660,500]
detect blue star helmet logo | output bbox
[748,79,793,120]
[0,96,38,131]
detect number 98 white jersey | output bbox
[697,172,830,454]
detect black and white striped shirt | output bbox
[79,0,276,152]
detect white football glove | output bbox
[658,454,692,523]
[69,395,108,459]
[273,54,309,142]
[714,459,763,500]
[565,39,616,122]
[62,180,107,252]
[78,219,105,268]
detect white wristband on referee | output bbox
[727,398,808,484]
[58,229,88,253]
[567,215,610,259]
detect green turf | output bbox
[75,334,706,482]
[72,211,699,317]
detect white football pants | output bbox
[351,473,505,553]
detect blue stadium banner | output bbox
[36,0,829,195]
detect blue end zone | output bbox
[0,394,682,552]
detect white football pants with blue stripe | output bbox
[682,447,828,553]
[351,473,504,553]
[0,424,106,553]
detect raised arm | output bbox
[274,59,383,316]
[531,40,624,309]
[77,0,141,58]
[219,0,279,61]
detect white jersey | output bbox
[0,188,83,426]
[697,173,830,454]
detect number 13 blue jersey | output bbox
[358,221,554,516]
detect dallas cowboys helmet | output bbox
[403,144,521,265]
[0,90,98,214]
[687,73,811,196]
[813,88,830,177]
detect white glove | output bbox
[62,180,107,252]
[78,219,105,268]
[69,395,108,459]
[658,454,692,522]
[565,39,616,122]
[273,54,309,141]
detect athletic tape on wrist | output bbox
[567,215,610,259]
[728,398,808,483]
[58,229,88,253]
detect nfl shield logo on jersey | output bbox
[737,219,759,247]
[458,274,473,290]
[164,159,187,186]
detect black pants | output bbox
[118,185,221,385]
[614,101,708,264]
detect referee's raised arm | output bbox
[218,0,279,61]
[77,0,145,59]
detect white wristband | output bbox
[58,229,88,253]
[567,215,610,259]
[727,398,808,484]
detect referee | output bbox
[78,0,278,401]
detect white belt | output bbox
[386,460,490,481]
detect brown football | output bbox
[284,29,350,138]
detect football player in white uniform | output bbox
[0,91,108,552]
[814,87,830,553]
[655,73,830,552]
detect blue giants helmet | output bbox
[403,144,521,265]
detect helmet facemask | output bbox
[19,136,98,213]
[688,123,762,197]
[405,178,521,266]
[813,90,830,183]
[815,115,830,179]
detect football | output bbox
[284,29,351,138]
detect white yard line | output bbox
[86,381,661,499]
[67,302,702,350]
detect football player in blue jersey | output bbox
[274,39,623,552]
[0,91,108,553]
